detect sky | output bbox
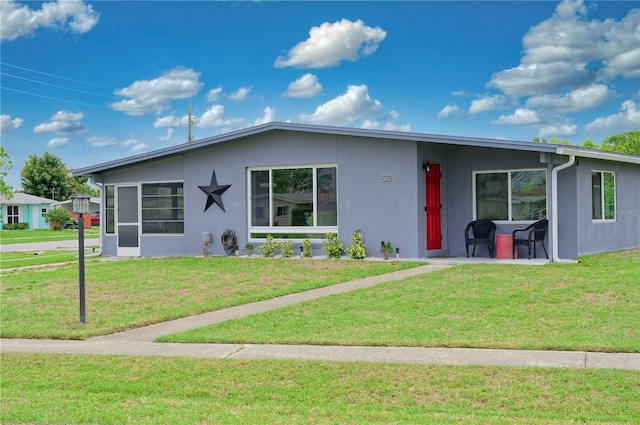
[1,0,639,191]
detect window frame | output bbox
[591,170,616,222]
[6,205,19,224]
[247,164,338,241]
[140,181,185,235]
[105,185,115,234]
[472,168,548,223]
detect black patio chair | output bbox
[464,220,496,258]
[512,219,548,259]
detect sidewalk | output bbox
[0,239,100,252]
[2,264,638,370]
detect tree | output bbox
[20,152,73,201]
[69,175,100,198]
[601,131,640,156]
[0,146,13,199]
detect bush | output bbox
[257,234,280,258]
[281,240,295,258]
[2,222,29,230]
[321,233,344,259]
[380,241,394,260]
[347,231,367,260]
[302,239,313,258]
[44,208,72,230]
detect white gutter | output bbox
[551,154,576,263]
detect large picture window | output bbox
[141,182,184,234]
[249,165,337,239]
[592,171,615,221]
[474,169,547,221]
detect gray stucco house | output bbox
[73,122,640,261]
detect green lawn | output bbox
[0,228,100,244]
[0,257,421,339]
[1,353,637,424]
[160,249,640,353]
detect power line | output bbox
[0,61,116,90]
[1,72,118,99]
[0,86,112,109]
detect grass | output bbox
[0,228,100,245]
[160,249,640,353]
[2,353,638,424]
[0,257,421,339]
[0,249,100,269]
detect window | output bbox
[249,165,337,239]
[6,205,19,224]
[41,208,47,217]
[474,169,547,221]
[592,171,615,221]
[141,182,184,233]
[105,185,115,234]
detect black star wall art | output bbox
[198,169,231,212]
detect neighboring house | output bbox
[0,193,56,230]
[51,198,101,228]
[73,122,640,260]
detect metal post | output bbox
[78,213,86,324]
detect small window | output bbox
[592,171,615,221]
[41,208,47,217]
[474,169,547,221]
[6,205,19,224]
[105,185,115,234]
[141,182,184,234]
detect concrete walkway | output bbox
[2,264,638,370]
[0,238,100,252]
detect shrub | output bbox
[281,240,295,258]
[44,208,71,231]
[380,241,394,260]
[2,222,29,230]
[347,231,367,260]
[257,234,280,258]
[302,239,313,258]
[321,233,344,259]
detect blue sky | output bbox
[1,0,639,190]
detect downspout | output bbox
[550,154,575,263]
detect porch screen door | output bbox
[117,186,140,256]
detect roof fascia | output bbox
[555,146,640,165]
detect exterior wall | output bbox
[99,132,423,258]
[1,203,49,229]
[574,158,640,256]
[556,162,578,259]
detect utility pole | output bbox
[188,101,193,143]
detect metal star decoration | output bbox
[198,169,231,212]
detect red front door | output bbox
[426,163,442,250]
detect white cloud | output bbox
[33,111,84,134]
[469,94,509,114]
[538,124,578,138]
[437,105,460,119]
[487,1,640,97]
[526,84,616,113]
[123,139,149,153]
[274,19,386,68]
[227,86,252,101]
[158,128,174,142]
[253,107,276,126]
[491,108,541,126]
[47,137,69,148]
[362,120,411,132]
[585,100,640,132]
[196,105,243,128]
[1,0,99,42]
[206,86,223,101]
[110,67,203,116]
[299,85,382,125]
[154,115,185,128]
[282,73,322,98]
[0,114,24,136]
[86,135,118,148]
[452,91,471,97]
